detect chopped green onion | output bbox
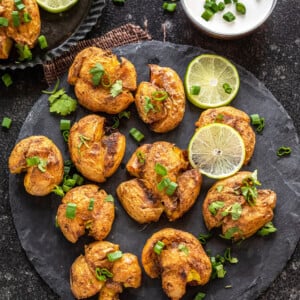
[15,0,26,10]
[66,203,77,219]
[215,113,224,122]
[112,116,120,129]
[88,198,95,211]
[95,267,113,281]
[165,181,178,196]
[240,170,261,205]
[236,2,246,14]
[157,177,171,191]
[194,292,206,300]
[152,90,168,101]
[16,43,32,61]
[155,163,168,176]
[276,146,292,157]
[224,248,238,264]
[42,78,60,95]
[221,203,242,220]
[144,96,155,113]
[105,194,114,202]
[208,201,224,215]
[38,35,48,49]
[60,119,71,131]
[52,185,64,197]
[222,83,232,94]
[250,114,261,125]
[201,9,214,21]
[215,264,226,278]
[0,17,9,27]
[2,73,13,87]
[218,2,225,11]
[162,2,177,12]
[26,156,48,172]
[224,0,231,4]
[223,11,236,22]
[178,243,189,255]
[112,0,126,4]
[12,11,20,27]
[62,130,69,142]
[154,240,165,255]
[220,227,241,240]
[55,215,59,228]
[198,232,212,245]
[73,173,84,185]
[216,185,224,192]
[2,117,12,129]
[110,80,123,97]
[107,250,123,262]
[129,127,144,142]
[118,110,131,119]
[190,85,201,95]
[136,151,146,164]
[90,63,104,86]
[257,221,277,236]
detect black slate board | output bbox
[0,0,106,70]
[9,41,300,300]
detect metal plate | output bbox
[9,41,300,300]
[0,0,106,70]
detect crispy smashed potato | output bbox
[8,135,64,196]
[68,47,137,114]
[195,106,256,164]
[117,141,202,223]
[202,171,277,241]
[68,114,126,183]
[142,228,212,300]
[70,241,142,299]
[135,64,185,133]
[0,0,41,59]
[56,184,115,243]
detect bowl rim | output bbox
[181,0,278,39]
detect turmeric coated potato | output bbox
[202,171,277,241]
[68,47,137,114]
[135,64,185,133]
[70,241,142,300]
[117,141,202,223]
[195,106,256,164]
[142,228,212,300]
[56,184,115,243]
[8,135,64,196]
[68,114,126,183]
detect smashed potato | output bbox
[8,135,63,196]
[142,228,212,300]
[68,47,137,114]
[70,241,142,299]
[56,184,115,243]
[135,64,185,133]
[202,171,277,241]
[68,114,126,183]
[117,141,202,223]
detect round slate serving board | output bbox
[9,41,300,300]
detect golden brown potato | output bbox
[195,106,256,164]
[142,228,212,300]
[117,141,202,223]
[8,135,64,196]
[68,114,126,183]
[0,30,13,59]
[1,0,40,49]
[70,241,142,300]
[68,47,137,114]
[135,64,185,133]
[56,184,115,243]
[202,171,277,241]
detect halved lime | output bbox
[36,0,78,13]
[188,123,245,179]
[184,54,240,109]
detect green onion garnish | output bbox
[73,173,84,185]
[144,96,155,113]
[178,243,189,255]
[194,292,206,300]
[62,130,69,142]
[162,2,177,12]
[118,110,131,119]
[95,267,113,281]
[129,127,144,142]
[66,203,77,219]
[190,85,201,95]
[218,2,225,11]
[136,151,146,164]
[223,11,236,22]
[60,119,71,131]
[276,146,292,157]
[155,163,167,176]
[157,177,171,191]
[55,215,59,228]
[152,90,168,101]
[104,194,114,202]
[107,250,123,262]
[222,83,232,94]
[208,201,224,215]
[216,185,224,192]
[112,0,126,4]
[224,0,231,4]
[12,11,20,27]
[154,240,165,255]
[165,181,178,196]
[38,35,48,49]
[88,198,95,211]
[0,17,9,27]
[236,2,246,14]
[201,9,214,21]
[52,185,64,197]
[224,248,238,264]
[110,80,123,97]
[26,156,47,172]
[2,73,13,87]
[257,221,277,236]
[16,43,32,61]
[220,226,241,240]
[197,232,212,245]
[2,117,12,129]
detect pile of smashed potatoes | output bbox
[8,47,277,299]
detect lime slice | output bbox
[36,0,78,13]
[188,123,245,179]
[184,54,240,109]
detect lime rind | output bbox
[188,123,245,179]
[184,54,240,109]
[36,0,79,13]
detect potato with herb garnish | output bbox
[202,170,277,241]
[8,135,64,196]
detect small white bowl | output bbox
[181,0,277,39]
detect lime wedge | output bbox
[184,54,240,109]
[188,123,245,179]
[36,0,78,13]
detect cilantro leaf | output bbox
[49,94,77,116]
[90,63,105,86]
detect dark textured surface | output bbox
[0,1,299,300]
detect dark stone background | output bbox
[0,0,299,299]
